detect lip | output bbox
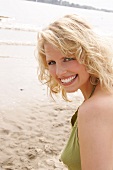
[60,74,78,86]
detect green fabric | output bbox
[60,85,97,170]
[60,110,81,170]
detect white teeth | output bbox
[61,75,77,83]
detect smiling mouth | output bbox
[60,75,78,84]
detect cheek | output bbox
[66,62,77,72]
[48,67,56,77]
[81,67,90,79]
[77,64,89,78]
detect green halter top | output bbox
[60,85,96,170]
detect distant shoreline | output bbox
[25,0,113,13]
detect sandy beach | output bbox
[0,37,83,170]
[0,9,83,170]
[1,0,113,169]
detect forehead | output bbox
[44,43,58,53]
[44,43,64,59]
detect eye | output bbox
[64,57,75,62]
[47,61,56,65]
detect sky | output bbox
[68,0,113,10]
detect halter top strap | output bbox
[88,85,96,98]
[71,85,97,126]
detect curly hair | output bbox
[37,14,113,100]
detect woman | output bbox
[37,14,113,170]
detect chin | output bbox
[65,89,78,93]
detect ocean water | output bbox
[0,0,113,57]
[0,0,113,103]
[0,0,113,34]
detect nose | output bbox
[56,64,67,78]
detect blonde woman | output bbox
[37,14,113,170]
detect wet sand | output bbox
[0,27,83,170]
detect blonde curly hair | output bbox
[37,14,113,100]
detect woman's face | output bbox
[44,43,90,93]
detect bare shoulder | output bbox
[78,93,113,127]
[77,93,113,170]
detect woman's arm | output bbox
[78,102,113,170]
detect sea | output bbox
[0,0,113,58]
[0,0,113,104]
[0,0,113,43]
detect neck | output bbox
[80,83,97,101]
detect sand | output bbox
[0,21,83,170]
